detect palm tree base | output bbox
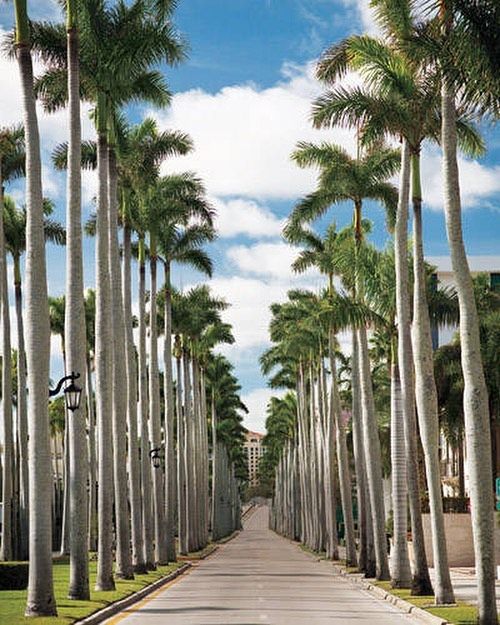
[25,604,57,617]
[133,563,149,574]
[411,575,433,596]
[94,580,115,592]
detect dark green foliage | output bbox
[0,562,29,590]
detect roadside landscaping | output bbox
[374,581,480,625]
[0,558,184,625]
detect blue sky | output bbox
[1,0,499,432]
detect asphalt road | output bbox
[104,506,417,625]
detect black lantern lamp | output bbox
[149,447,163,469]
[49,371,82,412]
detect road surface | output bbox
[104,506,417,625]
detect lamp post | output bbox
[149,447,163,469]
[49,371,82,412]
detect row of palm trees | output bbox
[0,0,246,618]
[264,1,499,624]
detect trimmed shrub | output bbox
[0,562,29,590]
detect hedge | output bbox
[0,562,29,590]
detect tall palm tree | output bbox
[0,124,25,564]
[3,195,65,560]
[312,26,481,596]
[155,178,215,560]
[61,0,89,599]
[286,141,398,580]
[285,223,356,565]
[435,3,500,619]
[11,0,56,615]
[34,0,187,587]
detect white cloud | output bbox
[151,62,357,200]
[0,32,95,205]
[214,197,284,239]
[241,387,286,433]
[421,150,500,210]
[206,276,291,351]
[342,0,381,36]
[226,241,321,281]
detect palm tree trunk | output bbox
[86,356,97,552]
[351,331,371,575]
[389,359,412,588]
[94,113,115,592]
[176,350,187,553]
[163,262,177,561]
[329,337,356,566]
[108,148,133,579]
[13,256,29,560]
[138,237,155,569]
[149,246,168,564]
[60,423,70,556]
[0,166,14,563]
[15,2,56,610]
[394,140,432,595]
[357,326,390,580]
[411,149,454,604]
[183,346,195,552]
[441,80,496,622]
[123,223,146,573]
[65,8,89,598]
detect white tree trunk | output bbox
[13,259,29,560]
[357,326,390,580]
[108,149,133,579]
[394,139,432,595]
[138,243,155,569]
[441,80,496,623]
[17,40,56,615]
[411,181,454,604]
[123,224,146,573]
[0,166,14,563]
[94,128,115,591]
[163,263,177,561]
[148,252,167,564]
[66,21,89,599]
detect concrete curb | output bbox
[330,563,450,625]
[73,563,191,625]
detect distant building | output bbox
[427,255,500,348]
[426,255,500,494]
[244,430,264,487]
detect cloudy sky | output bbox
[1,0,499,433]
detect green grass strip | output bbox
[0,559,184,625]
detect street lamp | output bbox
[49,371,82,412]
[149,447,163,469]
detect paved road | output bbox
[105,506,416,625]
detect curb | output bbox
[73,563,191,625]
[331,563,450,625]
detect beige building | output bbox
[244,430,264,487]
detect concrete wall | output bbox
[420,513,500,567]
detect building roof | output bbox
[244,430,264,441]
[427,255,500,274]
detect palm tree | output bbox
[3,195,65,560]
[11,0,56,614]
[285,223,356,565]
[117,118,194,571]
[286,141,398,580]
[437,4,499,620]
[61,0,89,599]
[34,0,187,588]
[0,124,25,563]
[155,176,215,560]
[312,25,482,596]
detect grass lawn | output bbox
[0,558,184,625]
[375,581,487,625]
